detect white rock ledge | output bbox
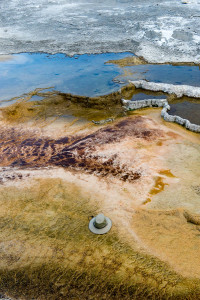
[130,80,200,98]
[121,98,200,133]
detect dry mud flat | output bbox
[0,93,200,299]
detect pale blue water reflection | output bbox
[118,64,200,86]
[0,52,200,125]
[0,52,134,101]
[1,53,200,103]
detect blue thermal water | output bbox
[1,53,200,103]
[0,52,134,101]
[0,52,199,125]
[120,64,200,86]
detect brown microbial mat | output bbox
[0,53,200,299]
[0,87,200,299]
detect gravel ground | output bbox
[0,295,13,300]
[0,0,200,62]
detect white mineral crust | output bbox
[130,80,200,98]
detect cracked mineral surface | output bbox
[0,0,200,63]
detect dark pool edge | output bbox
[122,98,200,133]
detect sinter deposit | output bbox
[130,80,200,98]
[122,98,200,133]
